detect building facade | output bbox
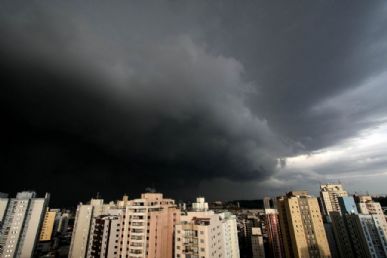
[277,191,331,258]
[0,193,9,226]
[175,197,239,258]
[0,191,50,258]
[39,209,59,242]
[68,198,113,258]
[121,193,180,258]
[320,184,348,218]
[265,209,285,258]
[251,227,265,258]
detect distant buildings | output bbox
[34,208,72,256]
[0,186,386,258]
[0,191,50,258]
[277,191,331,258]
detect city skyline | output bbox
[2,1,387,206]
[0,186,386,257]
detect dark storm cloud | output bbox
[0,1,288,204]
[1,0,387,204]
[206,0,387,151]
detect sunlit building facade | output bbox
[278,191,331,258]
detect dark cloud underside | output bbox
[1,0,387,205]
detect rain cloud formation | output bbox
[1,0,387,205]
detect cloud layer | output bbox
[1,0,387,205]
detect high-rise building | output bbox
[320,184,348,219]
[87,208,123,258]
[68,198,113,258]
[251,227,265,258]
[331,195,387,258]
[57,211,71,235]
[357,196,387,235]
[174,197,240,258]
[277,191,331,258]
[220,212,240,258]
[356,196,387,257]
[354,214,387,257]
[68,193,180,258]
[329,197,359,258]
[263,197,271,210]
[263,197,277,210]
[0,193,9,226]
[357,196,386,217]
[239,213,260,257]
[323,223,339,258]
[35,208,64,255]
[39,209,59,242]
[265,209,285,258]
[0,191,50,258]
[121,193,180,258]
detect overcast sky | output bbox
[1,0,387,205]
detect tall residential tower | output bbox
[0,191,50,258]
[277,191,331,258]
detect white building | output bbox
[356,214,387,257]
[87,208,124,258]
[0,191,50,258]
[175,197,239,258]
[68,198,114,258]
[320,183,348,217]
[220,212,240,258]
[357,197,387,257]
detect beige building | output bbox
[68,193,179,258]
[320,184,348,217]
[175,197,239,258]
[278,191,331,258]
[120,193,180,258]
[357,196,387,240]
[357,195,385,217]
